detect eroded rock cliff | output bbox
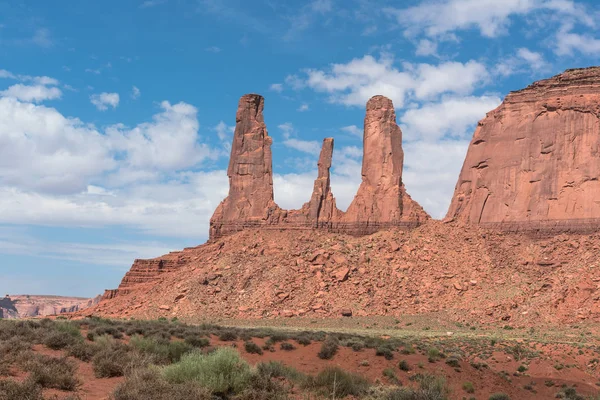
[209,93,428,239]
[447,67,600,230]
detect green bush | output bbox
[244,341,263,355]
[280,342,296,351]
[0,379,43,400]
[295,336,311,346]
[130,335,193,364]
[317,337,339,360]
[184,336,210,348]
[161,348,252,395]
[385,374,448,399]
[24,355,79,391]
[462,381,475,393]
[91,326,123,339]
[256,361,304,382]
[303,367,370,398]
[376,346,394,360]
[445,356,460,368]
[55,322,82,338]
[489,393,510,400]
[383,368,400,384]
[427,347,442,363]
[351,341,365,352]
[218,330,238,342]
[67,341,99,362]
[44,331,79,350]
[92,343,135,378]
[398,360,411,371]
[112,368,211,400]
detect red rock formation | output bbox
[300,138,341,225]
[343,95,429,229]
[0,295,99,319]
[210,94,282,238]
[447,67,600,229]
[209,93,428,239]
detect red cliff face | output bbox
[210,94,283,238]
[447,67,600,230]
[208,93,428,239]
[343,96,428,228]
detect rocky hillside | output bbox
[92,220,600,325]
[1,295,100,319]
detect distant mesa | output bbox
[209,93,429,239]
[447,66,600,232]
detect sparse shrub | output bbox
[400,345,415,355]
[55,322,82,338]
[130,335,193,364]
[44,331,79,350]
[427,347,442,363]
[488,393,510,400]
[244,341,263,355]
[463,381,475,393]
[383,368,400,384]
[317,337,339,360]
[280,342,295,351]
[295,336,311,346]
[303,367,370,398]
[269,333,289,343]
[381,373,448,399]
[161,348,252,395]
[517,364,527,373]
[376,346,394,360]
[351,341,365,352]
[398,360,411,371]
[184,336,210,348]
[24,355,79,391]
[445,356,460,368]
[92,343,136,378]
[112,368,210,400]
[360,360,370,367]
[0,379,43,400]
[67,341,99,362]
[256,361,304,382]
[91,326,124,339]
[218,330,238,342]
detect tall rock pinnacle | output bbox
[344,95,428,226]
[210,94,280,238]
[446,67,600,227]
[304,138,339,224]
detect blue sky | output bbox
[0,0,599,297]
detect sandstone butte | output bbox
[209,94,429,239]
[85,67,600,325]
[447,66,600,232]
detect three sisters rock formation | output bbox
[209,94,429,239]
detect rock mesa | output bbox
[447,67,600,231]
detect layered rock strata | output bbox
[447,67,600,230]
[209,93,428,239]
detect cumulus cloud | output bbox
[555,24,600,55]
[0,84,62,102]
[298,54,489,107]
[387,0,594,39]
[496,47,549,76]
[297,103,309,112]
[400,95,501,141]
[341,125,362,138]
[90,92,120,110]
[278,122,321,154]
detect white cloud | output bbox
[105,101,212,171]
[0,84,62,102]
[403,140,471,218]
[278,122,321,154]
[90,92,120,111]
[85,68,101,75]
[300,54,488,107]
[341,125,362,138]
[205,46,222,53]
[387,0,594,39]
[297,103,309,112]
[140,0,167,8]
[415,39,438,56]
[269,83,283,92]
[31,28,54,48]
[496,47,549,76]
[400,95,502,141]
[131,86,141,99]
[555,24,600,55]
